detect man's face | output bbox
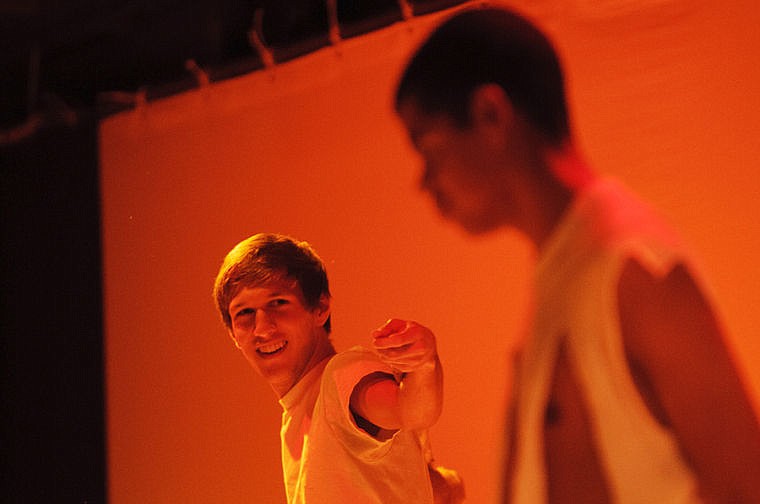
[228,276,331,397]
[398,100,510,235]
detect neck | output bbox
[522,142,595,249]
[306,333,337,376]
[272,331,336,399]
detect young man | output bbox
[213,232,463,503]
[394,5,760,504]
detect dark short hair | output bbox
[395,6,570,145]
[213,233,331,332]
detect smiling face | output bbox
[228,276,333,398]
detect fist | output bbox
[371,319,438,374]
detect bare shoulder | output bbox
[617,258,719,370]
[617,258,760,501]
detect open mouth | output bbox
[257,340,288,356]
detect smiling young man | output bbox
[394,5,760,504]
[213,233,463,504]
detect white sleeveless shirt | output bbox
[279,346,434,503]
[508,178,703,503]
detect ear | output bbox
[469,83,514,145]
[314,293,331,327]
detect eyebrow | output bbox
[229,290,290,313]
[229,301,249,315]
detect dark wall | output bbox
[1,113,106,503]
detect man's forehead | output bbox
[398,101,423,139]
[249,275,299,293]
[398,101,451,146]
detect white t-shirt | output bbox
[279,346,434,504]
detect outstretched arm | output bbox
[350,319,443,434]
[618,259,760,503]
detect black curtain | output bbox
[1,111,106,503]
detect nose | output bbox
[253,310,276,338]
[419,163,435,191]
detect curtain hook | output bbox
[248,8,276,77]
[398,0,414,21]
[325,0,343,55]
[185,59,209,89]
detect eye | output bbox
[234,307,255,320]
[269,298,289,308]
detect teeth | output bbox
[258,340,287,355]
